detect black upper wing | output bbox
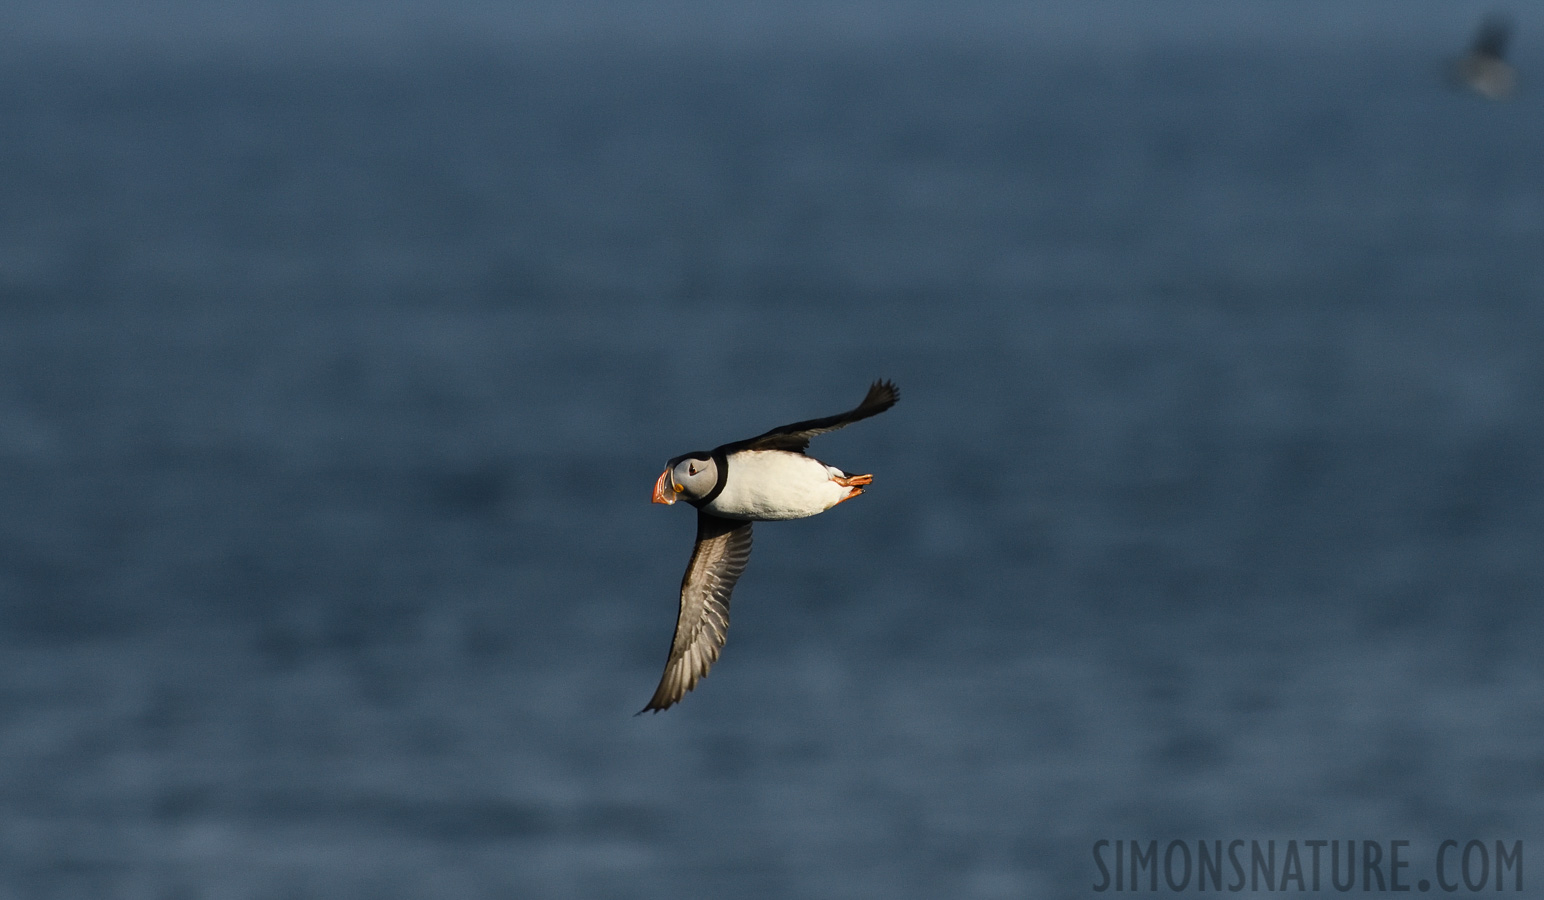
[639,512,754,713]
[725,379,899,454]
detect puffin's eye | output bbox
[688,464,698,476]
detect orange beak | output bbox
[652,470,677,505]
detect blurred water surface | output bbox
[2,7,1543,898]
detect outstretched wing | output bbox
[640,512,754,713]
[729,379,900,454]
[1473,15,1511,60]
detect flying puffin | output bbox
[640,379,899,713]
[1453,14,1517,100]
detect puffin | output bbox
[640,379,899,713]
[1453,14,1517,100]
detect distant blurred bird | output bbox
[1453,14,1517,99]
[640,380,899,713]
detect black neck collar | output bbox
[688,447,730,508]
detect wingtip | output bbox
[865,378,900,410]
[638,688,680,715]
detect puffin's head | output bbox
[652,454,717,505]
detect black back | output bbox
[1473,14,1513,61]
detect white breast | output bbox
[704,451,850,521]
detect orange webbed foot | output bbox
[831,472,872,506]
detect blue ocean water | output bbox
[1,8,1542,898]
